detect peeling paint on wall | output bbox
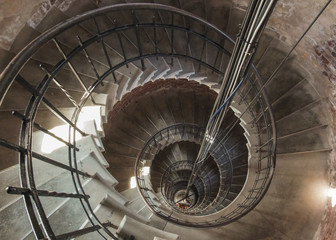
[0,0,76,50]
[312,27,336,86]
[27,1,53,28]
[274,1,295,18]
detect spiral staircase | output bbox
[0,0,333,239]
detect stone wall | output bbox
[0,0,335,238]
[262,1,336,238]
[0,0,76,50]
[108,78,217,122]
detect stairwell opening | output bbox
[0,1,332,239]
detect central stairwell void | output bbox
[0,1,331,240]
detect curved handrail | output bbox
[0,3,234,105]
[135,123,238,220]
[0,2,276,237]
[135,54,276,227]
[0,4,235,238]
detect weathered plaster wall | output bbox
[0,0,335,238]
[0,0,76,50]
[266,1,336,239]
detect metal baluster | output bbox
[213,41,222,72]
[15,75,87,136]
[153,16,158,60]
[40,64,80,109]
[12,111,79,151]
[170,13,175,66]
[199,28,208,71]
[55,222,117,240]
[6,186,90,199]
[0,138,90,177]
[77,35,103,87]
[53,38,90,92]
[113,19,128,68]
[185,26,190,59]
[93,18,117,84]
[132,10,145,70]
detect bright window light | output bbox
[130,176,137,189]
[78,106,102,132]
[41,106,102,154]
[142,167,150,176]
[41,124,83,154]
[328,188,336,207]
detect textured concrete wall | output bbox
[267,0,336,106]
[0,0,335,238]
[0,0,45,50]
[108,78,217,122]
[266,1,336,239]
[314,198,336,240]
[0,0,76,50]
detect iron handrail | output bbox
[0,2,276,235]
[0,4,235,238]
[135,123,237,219]
[0,3,235,105]
[135,54,276,227]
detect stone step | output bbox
[147,57,171,81]
[0,171,75,239]
[121,187,141,201]
[34,6,69,34]
[117,215,179,240]
[277,125,330,154]
[22,175,120,239]
[0,130,112,209]
[131,59,158,89]
[189,71,208,82]
[116,74,131,101]
[255,37,291,83]
[272,80,321,120]
[9,25,41,55]
[137,204,153,221]
[164,57,183,78]
[75,203,118,240]
[104,140,140,161]
[276,98,329,137]
[2,158,120,240]
[102,194,149,224]
[79,151,118,188]
[0,165,21,210]
[253,29,276,64]
[126,196,146,213]
[30,5,146,103]
[200,71,222,85]
[80,120,105,151]
[176,60,195,78]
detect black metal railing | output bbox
[133,8,277,226]
[136,123,233,216]
[0,4,239,239]
[135,84,275,228]
[0,3,276,238]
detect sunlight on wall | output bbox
[328,188,336,207]
[78,106,102,132]
[130,176,137,189]
[41,106,102,153]
[142,166,150,176]
[41,124,83,154]
[130,167,150,189]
